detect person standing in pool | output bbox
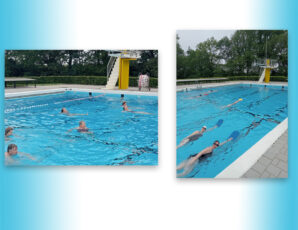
[177,131,239,177]
[177,119,224,149]
[121,101,151,115]
[61,108,88,116]
[5,144,36,165]
[222,98,243,108]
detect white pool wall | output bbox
[5,88,158,99]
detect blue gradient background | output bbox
[248,1,297,230]
[0,0,297,230]
[0,1,74,230]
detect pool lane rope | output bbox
[5,95,104,113]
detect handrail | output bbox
[107,56,116,78]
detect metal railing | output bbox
[107,56,117,78]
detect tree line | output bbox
[177,30,288,79]
[5,50,158,78]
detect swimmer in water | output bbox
[177,119,224,149]
[177,140,221,177]
[187,89,217,99]
[177,126,207,149]
[5,144,36,165]
[5,127,13,141]
[177,132,238,177]
[61,107,88,116]
[121,101,151,115]
[68,121,92,133]
[222,98,243,108]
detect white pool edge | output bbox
[5,88,158,98]
[176,81,288,92]
[215,118,288,179]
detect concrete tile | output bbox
[276,153,288,162]
[266,165,281,177]
[258,156,271,167]
[278,171,288,178]
[252,162,266,174]
[261,171,270,178]
[271,158,279,166]
[277,161,288,172]
[243,169,261,178]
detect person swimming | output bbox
[177,140,220,177]
[177,131,239,177]
[61,107,88,116]
[5,127,14,141]
[222,98,243,108]
[68,121,92,134]
[5,127,13,137]
[177,119,223,149]
[177,126,207,149]
[5,144,36,165]
[121,101,151,115]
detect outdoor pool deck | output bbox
[242,130,288,178]
[4,84,158,94]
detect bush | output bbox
[30,76,158,88]
[227,76,288,82]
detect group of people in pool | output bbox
[176,98,243,177]
[4,92,151,164]
[5,128,36,164]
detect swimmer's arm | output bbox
[219,138,232,146]
[69,113,88,116]
[132,111,152,115]
[67,127,78,132]
[94,95,105,98]
[206,126,216,132]
[18,152,37,161]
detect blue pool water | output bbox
[5,91,158,165]
[177,84,288,178]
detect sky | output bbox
[177,30,235,51]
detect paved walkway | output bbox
[5,84,157,93]
[242,130,288,178]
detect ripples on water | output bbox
[5,91,158,166]
[177,84,288,178]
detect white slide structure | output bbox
[258,69,265,83]
[105,57,120,89]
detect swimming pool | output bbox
[5,90,158,165]
[176,84,288,178]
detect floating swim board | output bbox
[228,131,240,140]
[216,119,224,127]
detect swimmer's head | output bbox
[239,98,243,101]
[61,108,67,113]
[7,144,18,155]
[79,121,86,127]
[5,127,13,136]
[202,126,207,132]
[89,92,92,96]
[213,140,220,148]
[121,94,124,98]
[122,101,127,106]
